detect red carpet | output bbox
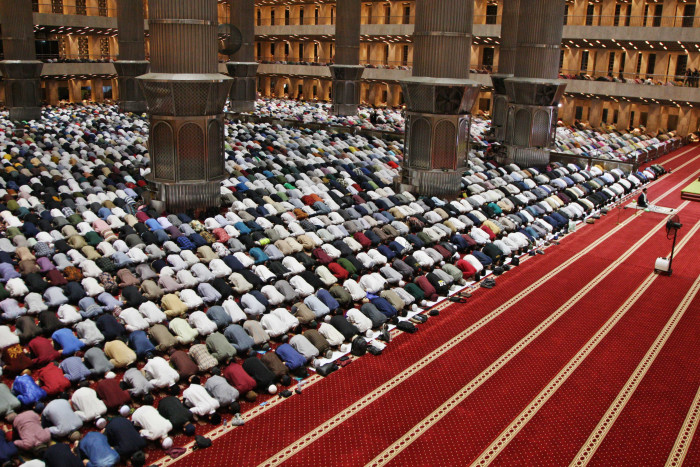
[484,206,700,466]
[161,144,700,467]
[586,251,700,466]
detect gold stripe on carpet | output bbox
[366,206,690,467]
[666,368,700,466]
[472,216,700,466]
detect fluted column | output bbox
[226,0,258,113]
[0,0,43,121]
[114,0,149,114]
[138,0,233,213]
[400,0,480,198]
[329,0,363,116]
[503,0,567,166]
[490,0,519,141]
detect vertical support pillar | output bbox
[400,0,480,198]
[226,0,258,113]
[616,102,631,131]
[688,108,699,135]
[503,0,567,167]
[91,79,104,102]
[677,106,692,136]
[259,76,271,97]
[588,100,603,128]
[46,81,60,106]
[491,0,519,142]
[559,97,575,125]
[138,0,233,213]
[329,0,364,116]
[0,0,43,121]
[68,80,82,103]
[114,0,149,114]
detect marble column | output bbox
[490,0,519,142]
[68,80,82,103]
[588,99,603,128]
[226,0,258,113]
[400,0,480,198]
[329,0,364,115]
[503,0,567,166]
[616,102,631,131]
[646,104,661,135]
[46,81,60,106]
[677,106,692,136]
[138,0,233,213]
[91,79,104,102]
[0,0,43,121]
[114,0,149,114]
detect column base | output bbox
[490,74,513,143]
[114,60,149,115]
[329,64,364,116]
[506,146,552,168]
[8,106,42,122]
[148,180,222,214]
[400,169,462,199]
[332,103,359,117]
[0,60,43,122]
[226,62,258,114]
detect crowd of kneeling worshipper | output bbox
[0,103,666,467]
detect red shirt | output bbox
[1,344,33,374]
[96,379,131,409]
[415,276,438,302]
[481,225,497,241]
[353,232,372,249]
[36,364,71,395]
[28,337,61,366]
[328,262,349,281]
[456,259,477,279]
[223,363,256,394]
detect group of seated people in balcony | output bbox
[558,70,692,87]
[0,101,667,467]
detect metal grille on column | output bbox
[329,0,363,116]
[138,0,233,213]
[503,0,567,167]
[114,0,149,114]
[226,0,258,113]
[0,0,43,122]
[490,0,519,142]
[400,0,480,198]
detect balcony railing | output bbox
[361,15,415,25]
[559,68,692,86]
[564,14,696,28]
[33,2,116,17]
[37,53,116,62]
[256,16,335,26]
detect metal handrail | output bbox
[564,14,696,28]
[256,16,335,26]
[33,2,116,17]
[360,15,415,25]
[558,68,693,85]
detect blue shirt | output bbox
[79,432,120,467]
[128,331,156,359]
[51,328,85,356]
[276,343,306,370]
[12,375,46,406]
